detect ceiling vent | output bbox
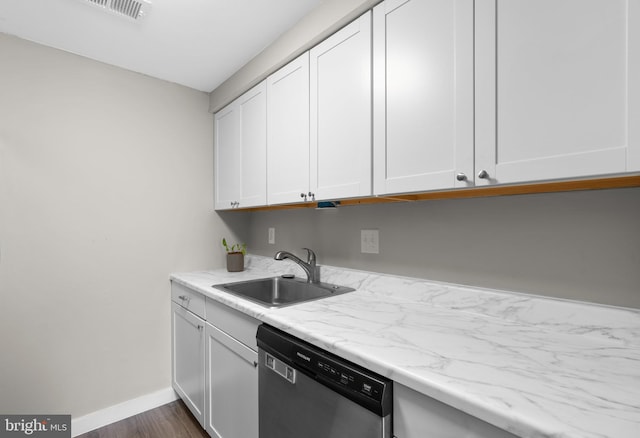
[81,0,151,21]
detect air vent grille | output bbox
[80,0,151,21]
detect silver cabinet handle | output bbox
[197,324,203,331]
[478,170,489,179]
[456,173,467,181]
[308,192,315,201]
[178,295,188,301]
[300,193,307,201]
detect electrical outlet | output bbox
[361,229,379,254]
[268,227,275,245]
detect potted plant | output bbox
[222,238,246,272]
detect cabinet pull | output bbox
[456,173,467,181]
[178,308,203,330]
[478,169,489,179]
[300,193,307,201]
[178,295,188,301]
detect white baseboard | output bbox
[71,387,178,437]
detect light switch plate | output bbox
[268,227,275,244]
[361,229,379,254]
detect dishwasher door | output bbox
[257,325,392,438]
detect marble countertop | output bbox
[170,255,640,438]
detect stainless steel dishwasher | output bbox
[257,324,392,438]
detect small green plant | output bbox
[222,238,246,255]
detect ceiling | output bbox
[0,0,322,92]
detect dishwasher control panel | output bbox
[293,346,386,403]
[257,323,392,417]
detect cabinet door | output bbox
[475,0,640,185]
[171,303,206,427]
[214,103,241,210]
[310,12,372,200]
[205,323,258,438]
[238,82,267,207]
[373,0,474,195]
[394,384,518,438]
[267,52,310,205]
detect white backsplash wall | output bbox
[246,187,640,309]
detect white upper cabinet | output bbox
[214,103,241,210]
[475,0,640,185]
[373,0,474,195]
[310,11,372,201]
[214,82,267,210]
[215,0,639,211]
[267,52,310,205]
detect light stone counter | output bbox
[170,255,640,438]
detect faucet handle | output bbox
[301,248,316,264]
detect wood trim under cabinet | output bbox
[233,174,640,212]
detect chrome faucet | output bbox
[274,248,320,284]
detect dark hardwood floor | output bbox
[76,400,209,438]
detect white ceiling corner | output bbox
[0,0,322,92]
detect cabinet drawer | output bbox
[206,298,260,351]
[171,281,206,320]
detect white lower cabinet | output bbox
[205,323,258,438]
[171,281,260,438]
[171,301,206,427]
[204,298,260,438]
[393,383,517,438]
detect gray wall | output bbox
[0,34,247,417]
[245,187,640,308]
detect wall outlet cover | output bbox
[268,227,275,244]
[361,229,379,254]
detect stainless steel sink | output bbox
[213,276,355,308]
